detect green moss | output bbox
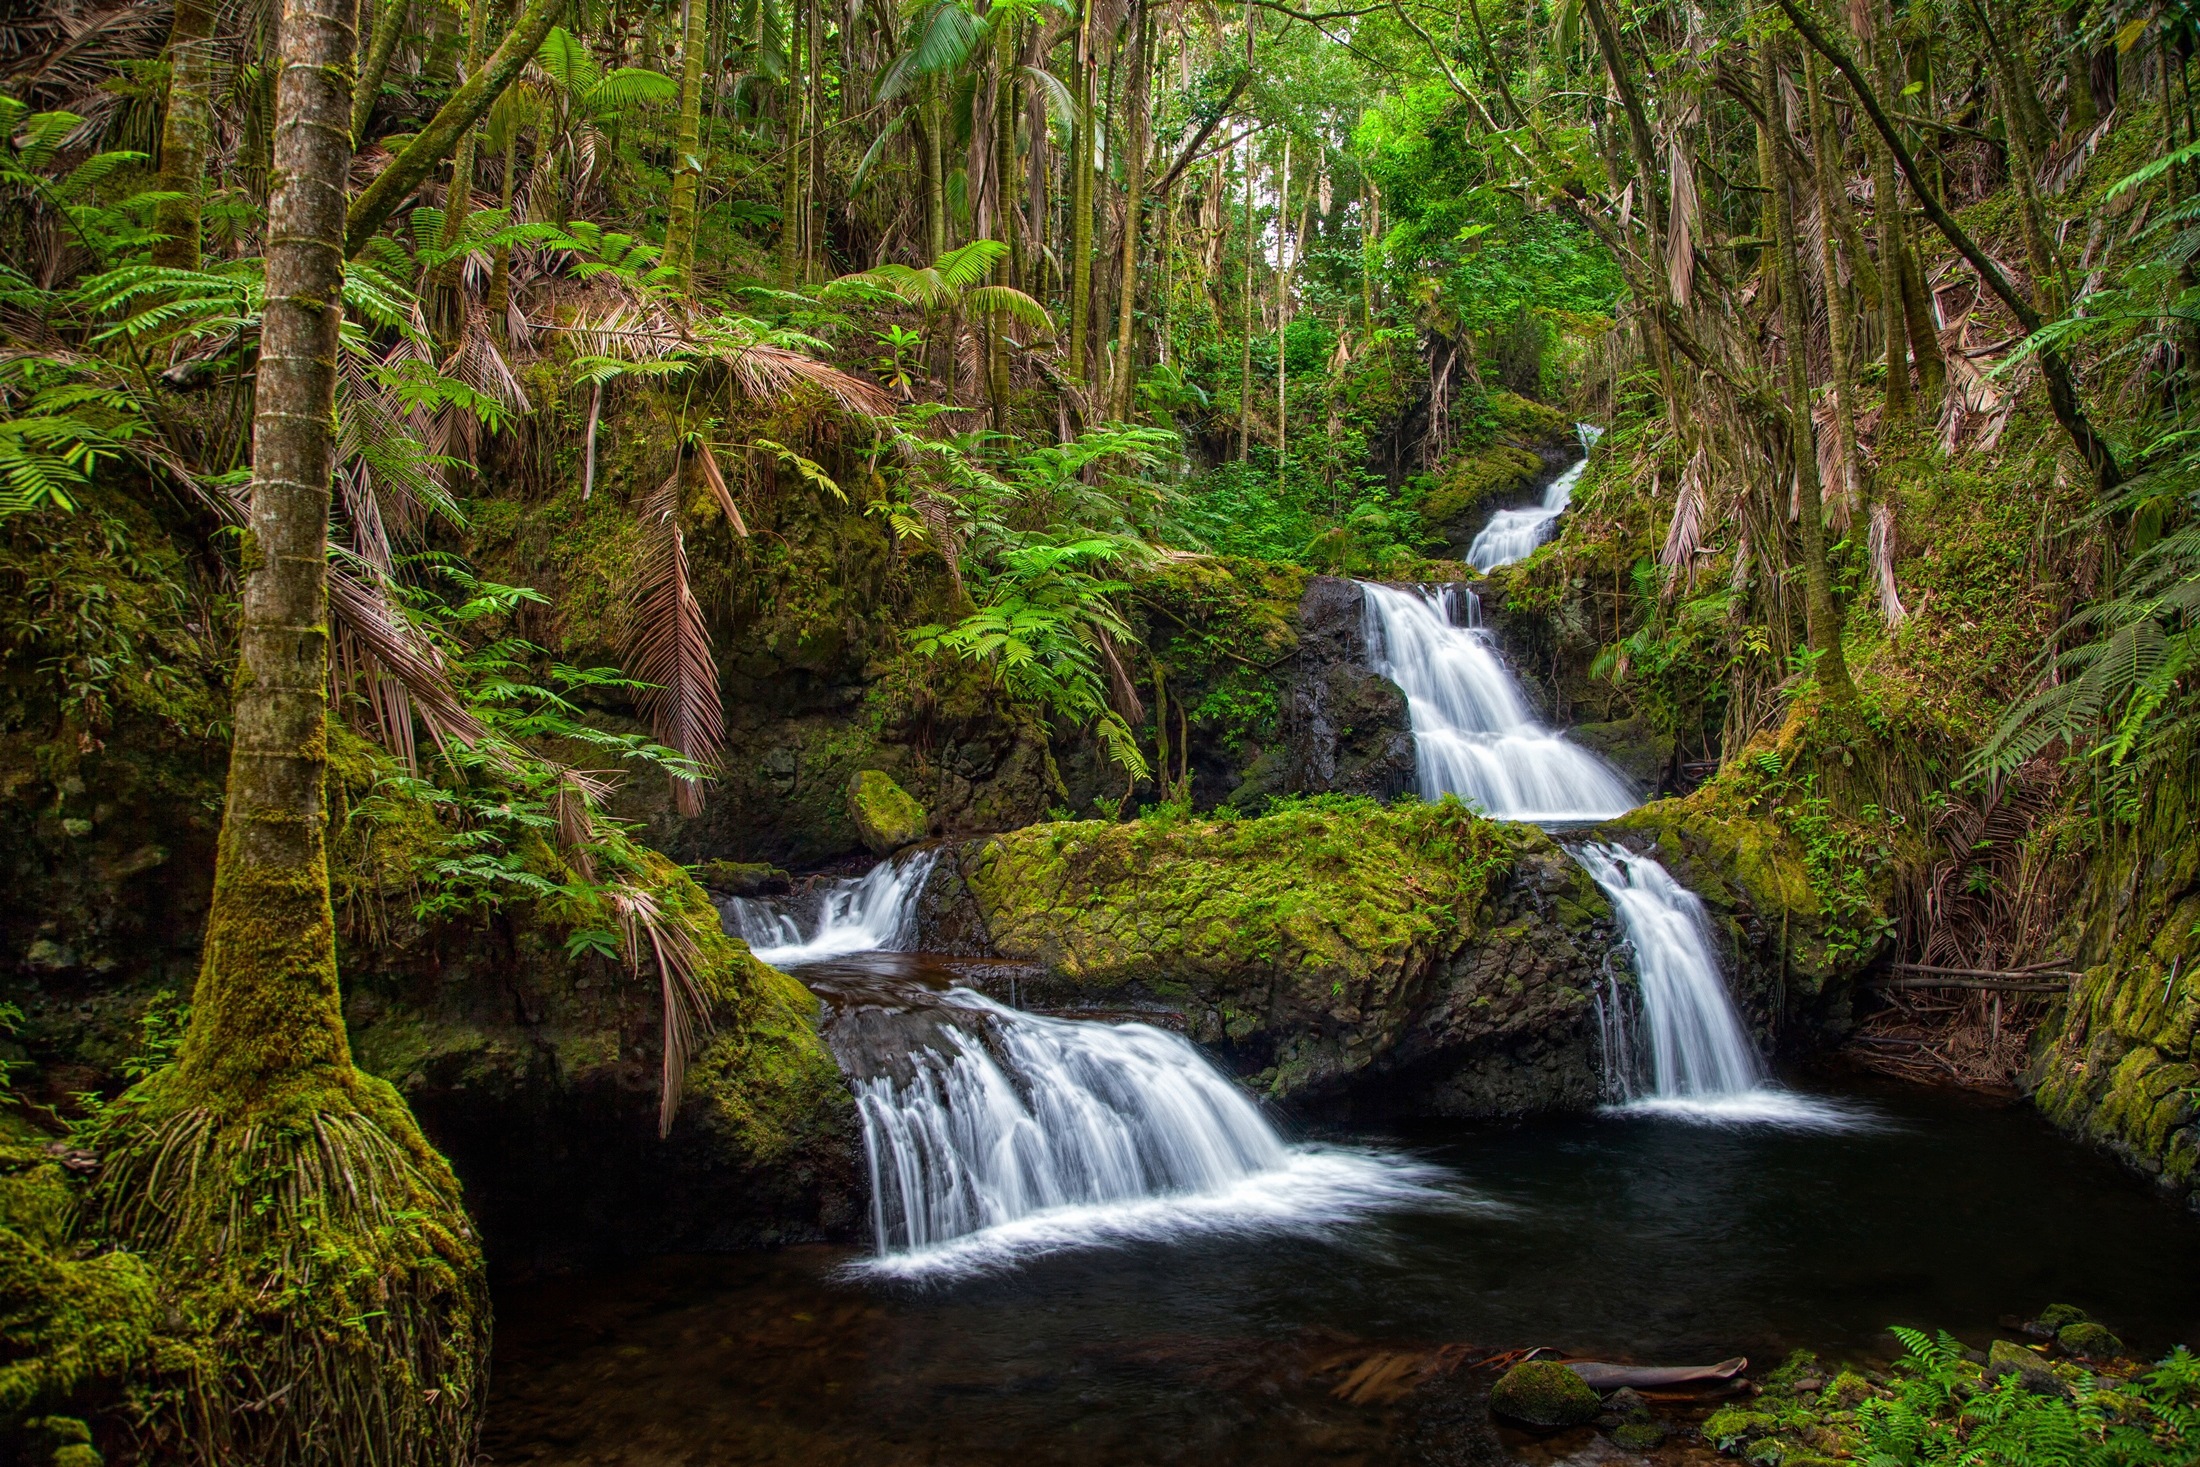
[1424,443,1544,529]
[1488,1360,1599,1427]
[966,799,1507,1003]
[697,860,790,895]
[0,1143,157,1430]
[1610,1418,1666,1449]
[847,769,928,855]
[2056,1322,2124,1360]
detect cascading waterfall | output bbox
[1574,842,1860,1126]
[723,850,939,966]
[1361,581,1636,822]
[1360,462,1856,1124]
[1465,423,1606,570]
[837,987,1447,1276]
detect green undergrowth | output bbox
[1700,1325,2198,1467]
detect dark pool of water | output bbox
[483,998,2200,1465]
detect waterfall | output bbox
[1360,581,1636,823]
[1575,842,1861,1128]
[723,850,938,966]
[1465,424,1605,570]
[838,987,1449,1277]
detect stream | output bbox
[483,438,2200,1462]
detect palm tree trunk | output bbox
[115,0,491,1452]
[1865,0,1944,410]
[806,0,824,277]
[1758,31,1853,705]
[1274,132,1289,469]
[1108,0,1148,419]
[667,0,711,284]
[152,0,218,269]
[435,0,493,308]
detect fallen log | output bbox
[1563,1357,1748,1390]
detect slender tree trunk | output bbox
[488,124,519,333]
[991,16,1015,426]
[1969,0,2063,311]
[1275,131,1289,468]
[666,0,711,283]
[778,0,805,290]
[435,0,492,307]
[1758,32,1854,704]
[345,0,566,253]
[1865,0,1944,409]
[1024,26,1047,294]
[1108,0,1148,419]
[924,77,947,260]
[1067,0,1095,385]
[806,0,824,277]
[1237,135,1253,460]
[352,0,409,142]
[1806,50,1866,531]
[152,0,219,268]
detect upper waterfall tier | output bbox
[1360,581,1636,823]
[1465,424,1606,570]
[721,850,937,966]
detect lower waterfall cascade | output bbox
[842,987,1447,1272]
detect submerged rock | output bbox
[1489,1360,1600,1427]
[847,770,929,855]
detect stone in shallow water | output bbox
[2055,1321,2124,1360]
[1489,1360,1600,1427]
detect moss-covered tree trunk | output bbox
[1805,51,1866,529]
[1757,31,1854,706]
[666,0,710,285]
[352,0,410,143]
[105,0,490,1455]
[151,0,218,269]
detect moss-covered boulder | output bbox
[0,1137,157,1435]
[1488,1360,1599,1427]
[928,799,1624,1113]
[2055,1322,2123,1360]
[847,770,929,855]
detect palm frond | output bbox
[628,469,725,816]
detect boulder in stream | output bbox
[1489,1360,1601,1427]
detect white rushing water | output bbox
[724,850,939,966]
[1361,581,1637,822]
[1574,843,1865,1129]
[1465,424,1606,570]
[848,989,1453,1277]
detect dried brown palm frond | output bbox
[1660,445,1710,593]
[1870,499,1908,628]
[692,438,749,536]
[606,882,718,1137]
[546,766,615,882]
[2,0,170,109]
[328,560,491,764]
[628,466,724,817]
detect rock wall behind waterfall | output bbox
[919,803,1626,1118]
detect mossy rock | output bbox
[0,1142,158,1431]
[2033,1302,2089,1333]
[1488,1360,1600,1428]
[2055,1321,2123,1360]
[1610,1417,1667,1450]
[698,860,792,896]
[1702,1407,1779,1450]
[846,770,929,855]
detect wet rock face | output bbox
[1278,577,1418,802]
[917,805,1624,1119]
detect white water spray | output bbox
[1465,424,1605,570]
[1360,581,1636,822]
[724,850,939,966]
[845,989,1450,1276]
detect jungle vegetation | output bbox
[1,0,2198,1456]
